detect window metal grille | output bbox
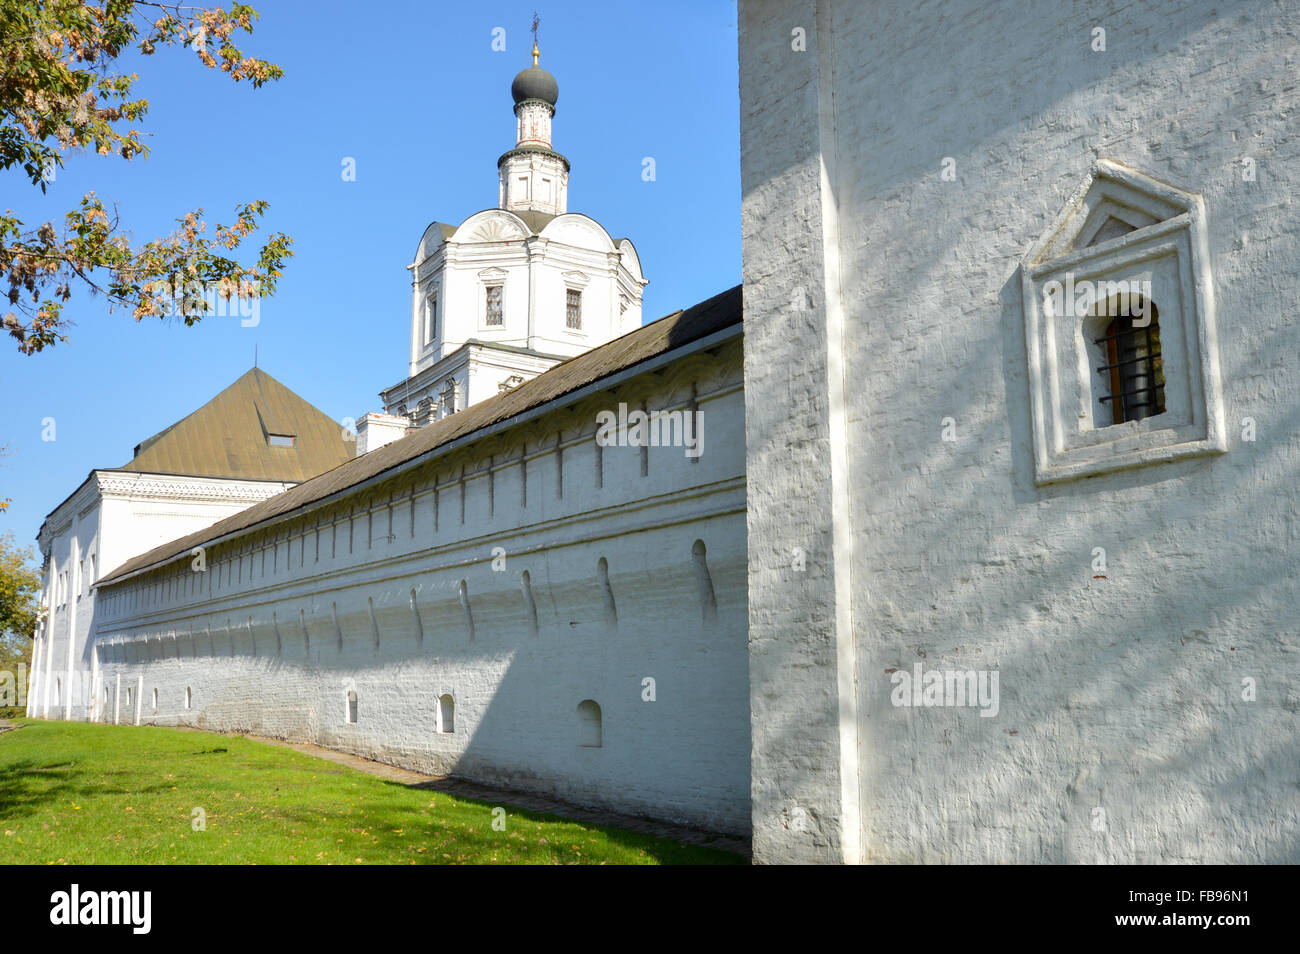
[485,285,503,326]
[566,288,582,329]
[1095,303,1165,425]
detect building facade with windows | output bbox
[28,369,354,723]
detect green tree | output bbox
[0,531,41,640]
[1,0,291,353]
[0,532,40,717]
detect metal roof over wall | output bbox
[99,285,743,586]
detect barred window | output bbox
[485,284,503,326]
[565,288,582,330]
[1095,299,1165,426]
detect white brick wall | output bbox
[94,339,751,835]
[742,0,1300,862]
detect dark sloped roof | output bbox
[124,368,353,482]
[99,285,743,586]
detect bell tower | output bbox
[498,19,568,216]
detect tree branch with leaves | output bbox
[0,531,40,639]
[1,0,291,353]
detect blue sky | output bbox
[0,0,741,555]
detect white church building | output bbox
[26,2,1300,864]
[355,45,645,454]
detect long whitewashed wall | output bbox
[93,338,750,834]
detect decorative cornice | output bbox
[96,472,294,503]
[512,98,555,116]
[496,146,571,173]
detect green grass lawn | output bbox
[0,720,743,865]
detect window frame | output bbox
[484,283,504,327]
[424,289,438,346]
[1020,160,1226,484]
[565,287,583,332]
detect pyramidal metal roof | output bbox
[122,368,353,483]
[98,285,743,586]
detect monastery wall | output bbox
[92,337,750,835]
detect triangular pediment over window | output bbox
[1025,160,1195,265]
[1019,160,1227,484]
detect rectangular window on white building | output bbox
[486,285,504,326]
[566,288,582,330]
[425,292,437,344]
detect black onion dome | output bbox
[511,65,558,106]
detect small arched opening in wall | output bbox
[597,558,617,631]
[409,588,424,646]
[458,579,475,641]
[437,693,455,734]
[577,699,602,747]
[691,539,719,625]
[345,690,358,724]
[55,677,61,706]
[185,687,192,710]
[520,570,539,636]
[151,688,158,712]
[368,596,381,651]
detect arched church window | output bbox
[1092,297,1165,426]
[441,380,458,415]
